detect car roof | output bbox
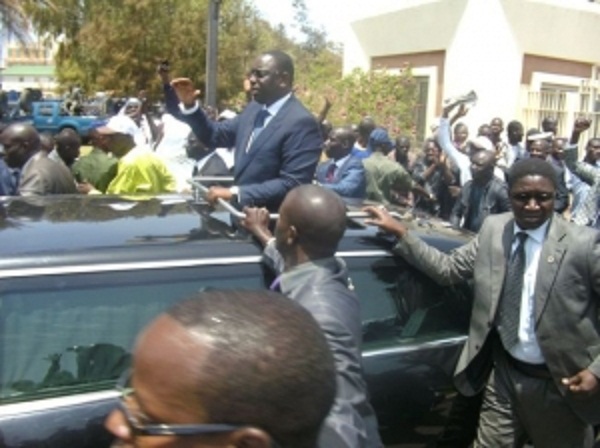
[0,194,473,271]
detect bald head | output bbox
[277,185,346,260]
[0,123,41,168]
[128,290,336,448]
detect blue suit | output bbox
[316,156,366,199]
[165,85,322,210]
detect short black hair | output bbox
[507,158,557,190]
[507,120,523,132]
[357,116,376,139]
[264,50,294,84]
[168,290,335,448]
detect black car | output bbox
[0,194,473,447]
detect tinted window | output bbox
[0,263,265,404]
[346,256,472,350]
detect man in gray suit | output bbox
[365,158,600,447]
[1,123,76,196]
[241,184,382,448]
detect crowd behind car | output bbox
[1,49,600,448]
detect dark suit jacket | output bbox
[552,163,570,214]
[315,156,366,199]
[18,152,77,196]
[393,212,600,425]
[264,243,382,447]
[165,84,322,210]
[450,177,511,232]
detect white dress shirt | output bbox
[508,220,550,364]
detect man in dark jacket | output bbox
[450,149,510,232]
[241,184,382,448]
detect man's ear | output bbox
[228,427,271,448]
[287,225,298,245]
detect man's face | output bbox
[247,55,286,106]
[528,140,549,159]
[478,125,491,138]
[489,119,503,137]
[0,130,29,169]
[510,175,555,230]
[424,141,439,163]
[395,138,410,155]
[103,133,132,158]
[105,315,232,447]
[542,118,558,135]
[470,151,494,183]
[453,125,468,145]
[586,139,600,162]
[185,133,210,161]
[551,138,566,160]
[508,125,524,144]
[324,129,349,160]
[125,103,141,120]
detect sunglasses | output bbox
[247,69,277,79]
[510,192,554,203]
[115,370,242,437]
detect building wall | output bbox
[344,0,600,138]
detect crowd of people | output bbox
[1,49,600,448]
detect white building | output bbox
[0,36,57,95]
[344,0,600,141]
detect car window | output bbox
[0,263,266,405]
[37,104,54,116]
[346,256,472,351]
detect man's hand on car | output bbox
[363,205,408,239]
[240,206,272,246]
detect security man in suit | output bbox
[364,157,600,447]
[164,50,322,211]
[241,185,382,448]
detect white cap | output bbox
[96,115,139,138]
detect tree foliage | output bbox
[21,0,417,136]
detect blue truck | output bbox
[4,100,101,139]
[29,100,100,139]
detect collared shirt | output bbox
[331,153,352,171]
[260,92,291,126]
[509,219,550,364]
[106,145,176,195]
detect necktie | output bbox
[497,232,528,350]
[246,109,270,152]
[253,109,270,139]
[325,163,336,182]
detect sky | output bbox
[250,0,401,44]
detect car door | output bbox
[342,252,472,445]
[0,260,267,448]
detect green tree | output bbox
[1,0,54,43]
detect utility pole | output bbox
[205,0,220,109]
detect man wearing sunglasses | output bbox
[364,157,600,447]
[163,50,322,212]
[105,289,336,448]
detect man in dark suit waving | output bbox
[165,50,322,211]
[365,158,600,447]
